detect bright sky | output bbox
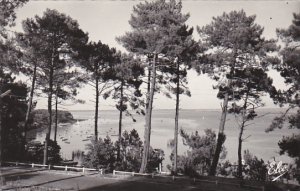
[13,0,300,110]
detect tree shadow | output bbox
[80,177,198,191]
[4,172,40,182]
[1,168,47,178]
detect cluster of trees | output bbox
[266,12,300,183]
[0,0,299,182]
[0,0,29,164]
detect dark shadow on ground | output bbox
[81,179,197,191]
[80,176,258,191]
[0,168,47,177]
[3,172,40,182]
[33,174,84,187]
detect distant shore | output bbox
[29,109,78,130]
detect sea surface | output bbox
[30,109,298,170]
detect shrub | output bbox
[26,139,62,164]
[84,136,116,171]
[84,129,165,173]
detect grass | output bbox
[1,167,299,191]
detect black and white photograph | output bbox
[0,0,299,190]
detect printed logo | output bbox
[267,161,289,181]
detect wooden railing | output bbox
[3,161,102,174]
[113,169,265,191]
[3,161,265,191]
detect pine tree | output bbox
[52,69,86,142]
[21,9,88,165]
[107,52,144,161]
[227,68,276,179]
[78,41,116,142]
[117,0,192,173]
[159,24,198,173]
[0,0,28,167]
[267,12,300,183]
[197,10,279,176]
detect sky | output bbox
[13,0,300,110]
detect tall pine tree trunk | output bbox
[210,50,237,176]
[43,66,53,165]
[238,122,244,179]
[173,61,180,174]
[117,80,124,161]
[140,54,157,173]
[209,92,228,175]
[0,87,2,167]
[146,63,151,108]
[24,63,37,141]
[238,92,249,179]
[94,77,99,142]
[54,88,58,142]
[43,51,54,165]
[0,85,4,187]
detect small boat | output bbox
[82,139,89,141]
[65,141,70,144]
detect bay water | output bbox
[30,109,298,170]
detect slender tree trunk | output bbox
[238,92,249,179]
[24,63,37,141]
[0,88,2,167]
[210,50,237,176]
[173,61,180,174]
[0,88,3,187]
[146,64,151,109]
[94,77,99,142]
[209,92,228,175]
[140,54,157,173]
[54,89,58,142]
[238,123,244,179]
[117,80,124,161]
[43,54,54,165]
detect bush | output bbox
[26,139,62,164]
[243,150,267,181]
[84,129,165,173]
[84,136,116,171]
[114,129,143,172]
[168,129,226,176]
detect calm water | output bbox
[31,109,298,169]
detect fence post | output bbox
[15,162,18,166]
[82,167,85,174]
[172,175,175,181]
[113,170,115,176]
[48,165,51,170]
[32,163,34,168]
[132,172,135,176]
[65,166,68,171]
[215,180,218,186]
[100,169,102,175]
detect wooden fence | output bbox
[113,169,265,191]
[3,161,102,174]
[3,161,265,191]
